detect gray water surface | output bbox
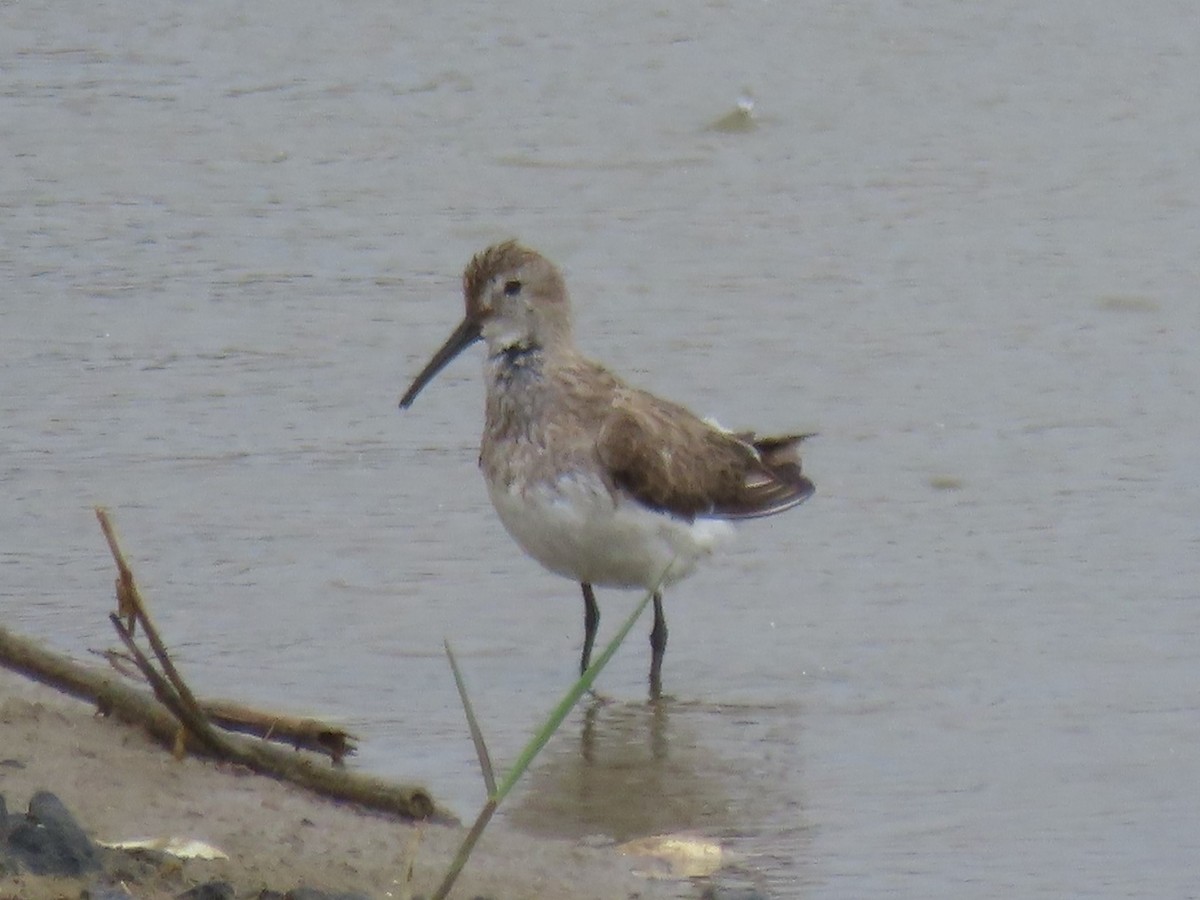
[3,2,1199,897]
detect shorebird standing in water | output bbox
[399,241,814,698]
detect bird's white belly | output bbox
[486,473,734,590]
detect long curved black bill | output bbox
[399,317,482,409]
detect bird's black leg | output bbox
[580,582,599,675]
[649,591,667,699]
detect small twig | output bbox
[108,613,229,757]
[93,648,146,682]
[98,508,232,757]
[93,649,355,761]
[95,508,215,737]
[107,614,186,719]
[96,510,138,632]
[202,700,358,763]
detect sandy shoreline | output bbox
[0,669,681,900]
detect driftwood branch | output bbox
[96,509,212,732]
[0,626,441,820]
[93,648,357,761]
[201,699,358,762]
[107,610,228,757]
[0,507,446,822]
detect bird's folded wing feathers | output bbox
[595,391,814,521]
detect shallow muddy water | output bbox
[3,2,1199,897]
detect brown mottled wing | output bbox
[595,389,815,521]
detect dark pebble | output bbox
[4,790,101,876]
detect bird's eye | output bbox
[503,279,522,297]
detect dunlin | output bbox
[399,241,814,697]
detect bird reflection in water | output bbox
[506,697,734,842]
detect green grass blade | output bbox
[492,586,654,804]
[444,638,496,796]
[432,569,667,900]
